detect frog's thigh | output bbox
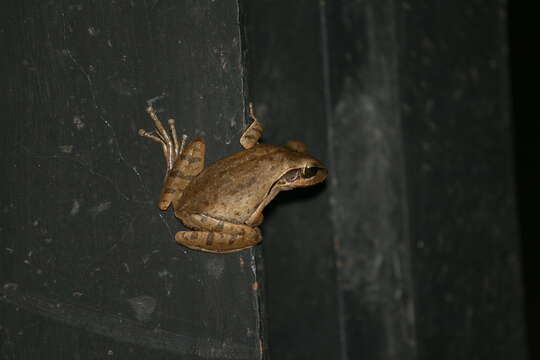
[176,214,261,253]
[158,139,205,210]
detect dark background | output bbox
[0,1,535,359]
[508,2,539,359]
[248,1,532,359]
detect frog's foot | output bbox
[240,103,264,149]
[138,106,187,171]
[285,140,307,153]
[176,214,261,253]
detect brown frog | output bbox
[138,104,327,253]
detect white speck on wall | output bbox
[89,201,111,214]
[2,283,18,294]
[73,115,85,130]
[128,295,157,322]
[87,26,98,36]
[59,145,73,153]
[206,257,225,278]
[70,199,80,215]
[158,269,170,278]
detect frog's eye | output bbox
[302,167,318,178]
[282,169,301,182]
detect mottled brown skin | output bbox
[177,144,325,224]
[139,104,327,253]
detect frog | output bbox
[138,103,328,253]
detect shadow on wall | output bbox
[508,2,539,359]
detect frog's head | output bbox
[274,154,328,191]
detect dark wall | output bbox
[0,1,263,359]
[0,0,529,359]
[243,1,342,359]
[396,2,525,358]
[246,0,527,359]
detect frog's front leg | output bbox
[239,103,264,149]
[176,214,261,253]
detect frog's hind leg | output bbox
[158,139,205,210]
[139,106,186,171]
[176,214,261,253]
[239,103,264,149]
[139,106,205,210]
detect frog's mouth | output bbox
[273,166,328,191]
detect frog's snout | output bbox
[310,166,328,184]
[319,167,328,180]
[306,159,328,184]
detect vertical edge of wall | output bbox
[324,0,527,359]
[242,1,343,359]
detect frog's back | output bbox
[175,144,294,223]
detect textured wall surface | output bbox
[0,1,263,359]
